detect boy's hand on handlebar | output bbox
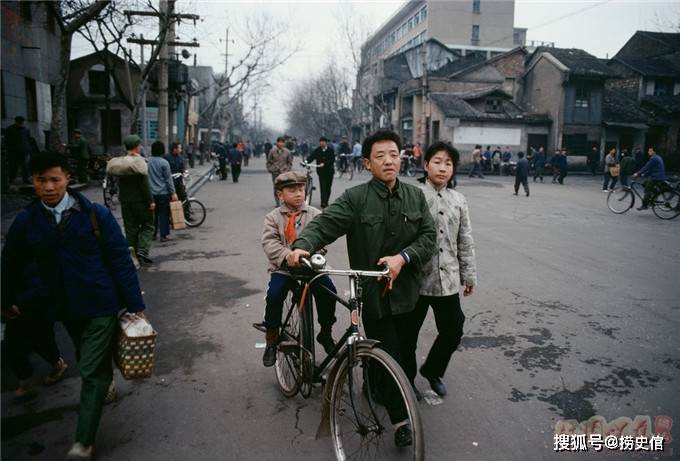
[286,249,310,267]
[377,254,405,291]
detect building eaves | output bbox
[611,56,680,78]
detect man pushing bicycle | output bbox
[287,130,436,447]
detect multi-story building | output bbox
[354,0,523,140]
[1,1,61,149]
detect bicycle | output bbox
[171,171,207,227]
[335,154,354,180]
[399,154,417,177]
[300,161,319,206]
[102,174,118,210]
[607,179,680,220]
[254,254,424,460]
[207,153,222,182]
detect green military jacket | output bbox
[293,178,436,320]
[70,138,89,159]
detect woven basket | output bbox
[115,327,158,380]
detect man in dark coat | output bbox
[4,116,32,184]
[514,151,530,197]
[306,136,335,208]
[1,154,146,460]
[228,142,243,183]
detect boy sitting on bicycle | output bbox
[260,171,337,367]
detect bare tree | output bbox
[48,0,111,152]
[200,12,300,142]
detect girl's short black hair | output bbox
[424,141,460,167]
[419,141,460,189]
[362,130,402,158]
[151,141,165,157]
[30,154,70,175]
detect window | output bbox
[485,98,502,113]
[432,120,440,142]
[420,6,427,22]
[471,25,480,45]
[414,13,420,25]
[653,79,673,97]
[575,85,589,108]
[88,70,110,95]
[473,0,481,14]
[25,77,37,121]
[562,134,588,155]
[46,5,56,34]
[20,1,32,21]
[408,18,414,30]
[100,110,121,146]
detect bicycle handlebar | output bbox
[301,161,321,169]
[300,255,390,278]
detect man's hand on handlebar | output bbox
[286,248,311,267]
[377,254,405,291]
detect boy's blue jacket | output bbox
[1,189,145,319]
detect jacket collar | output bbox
[369,177,401,198]
[278,202,309,214]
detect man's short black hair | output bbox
[362,130,402,159]
[320,136,328,142]
[518,151,525,158]
[151,141,165,157]
[276,136,285,143]
[30,154,70,175]
[15,116,25,123]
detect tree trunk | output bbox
[50,31,73,153]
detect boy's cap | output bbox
[123,134,142,149]
[275,171,307,190]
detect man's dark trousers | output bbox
[231,163,241,183]
[153,194,171,239]
[2,314,61,380]
[120,201,154,257]
[318,172,334,207]
[363,311,412,424]
[62,315,118,446]
[515,176,529,195]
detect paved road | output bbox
[2,156,678,460]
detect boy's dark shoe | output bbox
[262,346,277,367]
[394,424,413,447]
[137,253,153,266]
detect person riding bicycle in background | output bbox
[165,142,186,203]
[352,139,363,171]
[307,136,335,209]
[260,171,338,367]
[633,146,667,211]
[287,129,436,448]
[267,137,293,207]
[337,136,351,172]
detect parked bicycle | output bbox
[335,154,354,180]
[207,152,222,182]
[399,154,417,177]
[254,254,424,460]
[171,171,207,227]
[300,161,319,206]
[607,179,679,220]
[102,174,118,210]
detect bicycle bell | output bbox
[310,254,327,270]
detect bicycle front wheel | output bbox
[184,198,207,227]
[275,292,302,397]
[305,179,314,206]
[330,346,424,461]
[298,290,315,398]
[607,188,634,214]
[652,190,680,220]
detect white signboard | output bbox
[453,126,522,145]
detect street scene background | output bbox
[2,157,678,460]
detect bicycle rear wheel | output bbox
[652,190,680,220]
[102,175,117,210]
[184,198,207,227]
[305,178,314,206]
[607,188,633,214]
[275,293,302,397]
[330,346,424,461]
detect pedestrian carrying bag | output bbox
[106,156,148,176]
[169,201,186,230]
[115,313,158,380]
[609,165,620,177]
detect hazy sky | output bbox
[72,0,680,133]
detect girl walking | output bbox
[406,141,477,398]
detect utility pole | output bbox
[420,43,429,146]
[125,5,200,147]
[221,27,233,142]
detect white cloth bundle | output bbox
[119,313,154,337]
[106,156,148,176]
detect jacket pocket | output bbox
[360,214,384,226]
[401,211,422,235]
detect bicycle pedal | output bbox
[277,341,299,353]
